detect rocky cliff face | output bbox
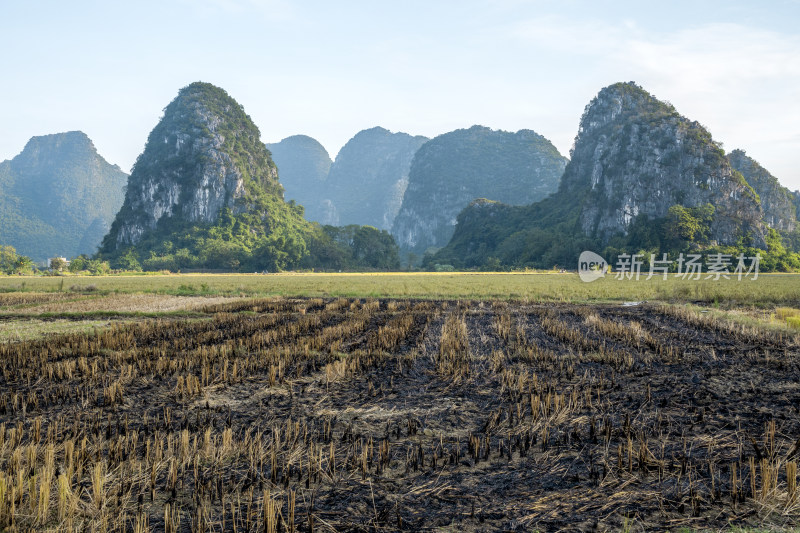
[432,82,775,269]
[795,191,800,221]
[728,149,796,232]
[391,126,567,254]
[319,127,428,230]
[0,131,127,261]
[266,135,331,221]
[562,82,765,246]
[102,82,284,250]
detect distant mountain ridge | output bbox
[102,82,290,250]
[431,82,781,269]
[7,81,790,272]
[0,131,127,261]
[322,127,428,230]
[269,127,427,231]
[266,135,332,221]
[97,82,401,272]
[391,125,567,254]
[728,149,796,232]
[99,82,317,271]
[561,82,764,246]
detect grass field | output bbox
[1,271,799,305]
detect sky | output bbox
[1,0,799,189]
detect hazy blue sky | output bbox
[2,0,799,188]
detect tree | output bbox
[69,255,89,272]
[117,249,142,271]
[49,257,67,272]
[352,226,400,269]
[784,226,800,253]
[86,259,111,275]
[688,204,714,243]
[483,256,502,271]
[766,227,787,255]
[665,205,700,242]
[664,204,714,245]
[0,245,19,274]
[13,256,34,275]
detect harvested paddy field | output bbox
[0,292,249,343]
[0,297,798,531]
[0,292,247,316]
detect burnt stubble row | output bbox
[0,297,798,531]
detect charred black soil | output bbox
[0,297,799,532]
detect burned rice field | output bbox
[0,297,799,531]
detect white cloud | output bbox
[507,16,800,187]
[623,24,800,187]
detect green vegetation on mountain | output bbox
[98,82,399,272]
[0,131,128,262]
[430,82,799,272]
[795,191,800,220]
[303,225,400,271]
[392,126,567,255]
[728,149,797,232]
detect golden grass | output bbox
[0,292,78,307]
[0,319,117,342]
[776,308,800,320]
[1,272,799,304]
[0,293,247,315]
[774,307,800,330]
